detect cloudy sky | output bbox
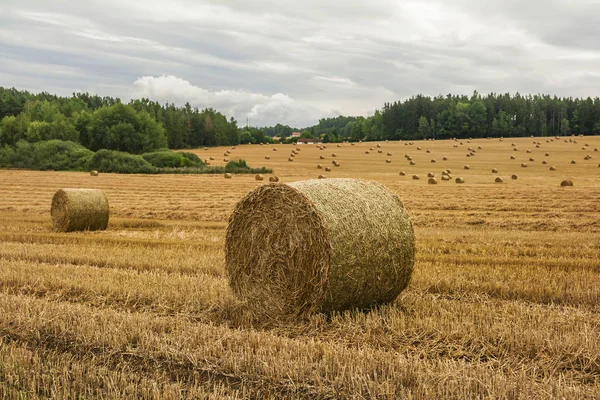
[1,0,599,127]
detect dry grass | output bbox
[0,136,599,398]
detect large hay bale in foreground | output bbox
[225,178,415,318]
[51,189,109,232]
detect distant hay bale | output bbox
[529,157,535,162]
[224,173,233,179]
[333,162,340,167]
[584,155,591,160]
[545,152,550,156]
[370,147,375,151]
[320,155,326,159]
[594,148,598,152]
[269,176,280,182]
[512,143,516,146]
[90,170,99,176]
[399,171,406,176]
[325,167,331,172]
[441,175,450,181]
[510,156,516,160]
[317,164,323,169]
[427,172,434,178]
[521,163,527,168]
[464,165,470,170]
[466,154,471,158]
[550,166,556,171]
[442,156,448,160]
[514,148,518,151]
[426,149,431,153]
[331,160,337,165]
[351,143,356,146]
[318,174,326,179]
[377,143,381,148]
[255,174,264,181]
[478,146,482,150]
[365,151,370,154]
[446,169,452,174]
[225,178,415,318]
[273,148,278,151]
[561,180,573,187]
[527,150,532,153]
[412,174,420,180]
[428,178,437,185]
[288,158,294,162]
[495,177,504,183]
[224,158,229,162]
[455,177,465,184]
[265,156,270,160]
[512,174,518,180]
[224,152,229,156]
[410,161,416,165]
[209,157,215,160]
[332,153,337,157]
[431,159,436,163]
[571,160,576,164]
[386,159,392,163]
[378,149,383,153]
[417,146,422,150]
[51,189,109,232]
[492,168,498,173]
[387,152,393,156]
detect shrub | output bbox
[141,151,204,168]
[88,149,156,174]
[0,140,93,171]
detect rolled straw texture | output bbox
[51,188,109,232]
[225,178,414,319]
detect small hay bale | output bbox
[225,178,414,318]
[478,146,482,150]
[370,147,375,151]
[317,164,323,169]
[514,148,518,151]
[455,177,465,184]
[426,149,431,153]
[377,144,381,148]
[417,146,422,150]
[332,153,337,157]
[224,152,229,157]
[431,159,436,163]
[412,175,420,180]
[320,155,326,160]
[529,157,535,162]
[594,148,598,152]
[334,162,340,167]
[387,152,393,156]
[527,149,532,153]
[561,180,573,187]
[446,169,452,174]
[427,172,434,178]
[466,154,471,158]
[386,159,392,164]
[255,174,264,181]
[511,174,518,180]
[464,165,470,170]
[521,163,527,168]
[441,175,450,181]
[51,188,109,232]
[273,148,278,151]
[545,153,550,156]
[318,175,326,179]
[428,178,437,185]
[550,166,556,171]
[492,168,498,173]
[443,156,448,161]
[410,161,416,166]
[351,143,356,146]
[495,177,504,183]
[399,171,406,176]
[288,158,294,162]
[90,170,99,176]
[331,160,337,165]
[378,149,383,154]
[365,151,370,154]
[209,157,215,160]
[510,156,516,160]
[224,173,233,179]
[571,160,576,164]
[223,158,229,162]
[265,156,270,160]
[325,167,331,172]
[269,176,280,182]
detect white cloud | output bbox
[131,75,333,127]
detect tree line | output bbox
[2,87,600,153]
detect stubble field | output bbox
[0,136,599,399]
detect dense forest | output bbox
[2,87,600,153]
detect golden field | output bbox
[0,136,599,399]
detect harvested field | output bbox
[0,136,599,398]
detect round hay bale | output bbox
[466,154,471,158]
[370,147,375,151]
[331,160,337,165]
[318,175,326,179]
[224,152,229,157]
[90,170,99,176]
[269,176,280,182]
[288,158,294,162]
[51,189,109,232]
[377,143,381,148]
[333,162,340,167]
[478,146,482,150]
[255,174,264,181]
[427,172,434,178]
[594,148,598,152]
[571,160,576,164]
[495,177,504,183]
[273,148,278,151]
[399,171,406,176]
[511,174,518,180]
[317,164,323,169]
[428,178,437,185]
[521,163,527,168]
[446,169,452,174]
[378,149,383,154]
[441,175,450,181]
[387,152,393,156]
[225,178,414,317]
[431,159,436,163]
[224,173,233,179]
[561,180,573,187]
[325,167,331,172]
[550,166,556,171]
[492,168,498,173]
[514,148,518,151]
[351,143,355,146]
[386,159,392,163]
[365,151,370,154]
[545,153,550,156]
[410,161,416,166]
[442,156,448,161]
[455,177,465,184]
[332,153,337,157]
[529,157,535,162]
[426,149,431,153]
[265,156,270,160]
[209,157,215,160]
[320,155,326,160]
[412,175,420,180]
[464,165,470,170]
[417,146,422,150]
[510,156,516,160]
[527,149,532,153]
[542,160,548,164]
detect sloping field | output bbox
[0,136,599,399]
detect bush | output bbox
[0,140,93,171]
[141,151,204,168]
[88,149,156,174]
[225,159,249,170]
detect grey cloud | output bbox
[1,0,599,127]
